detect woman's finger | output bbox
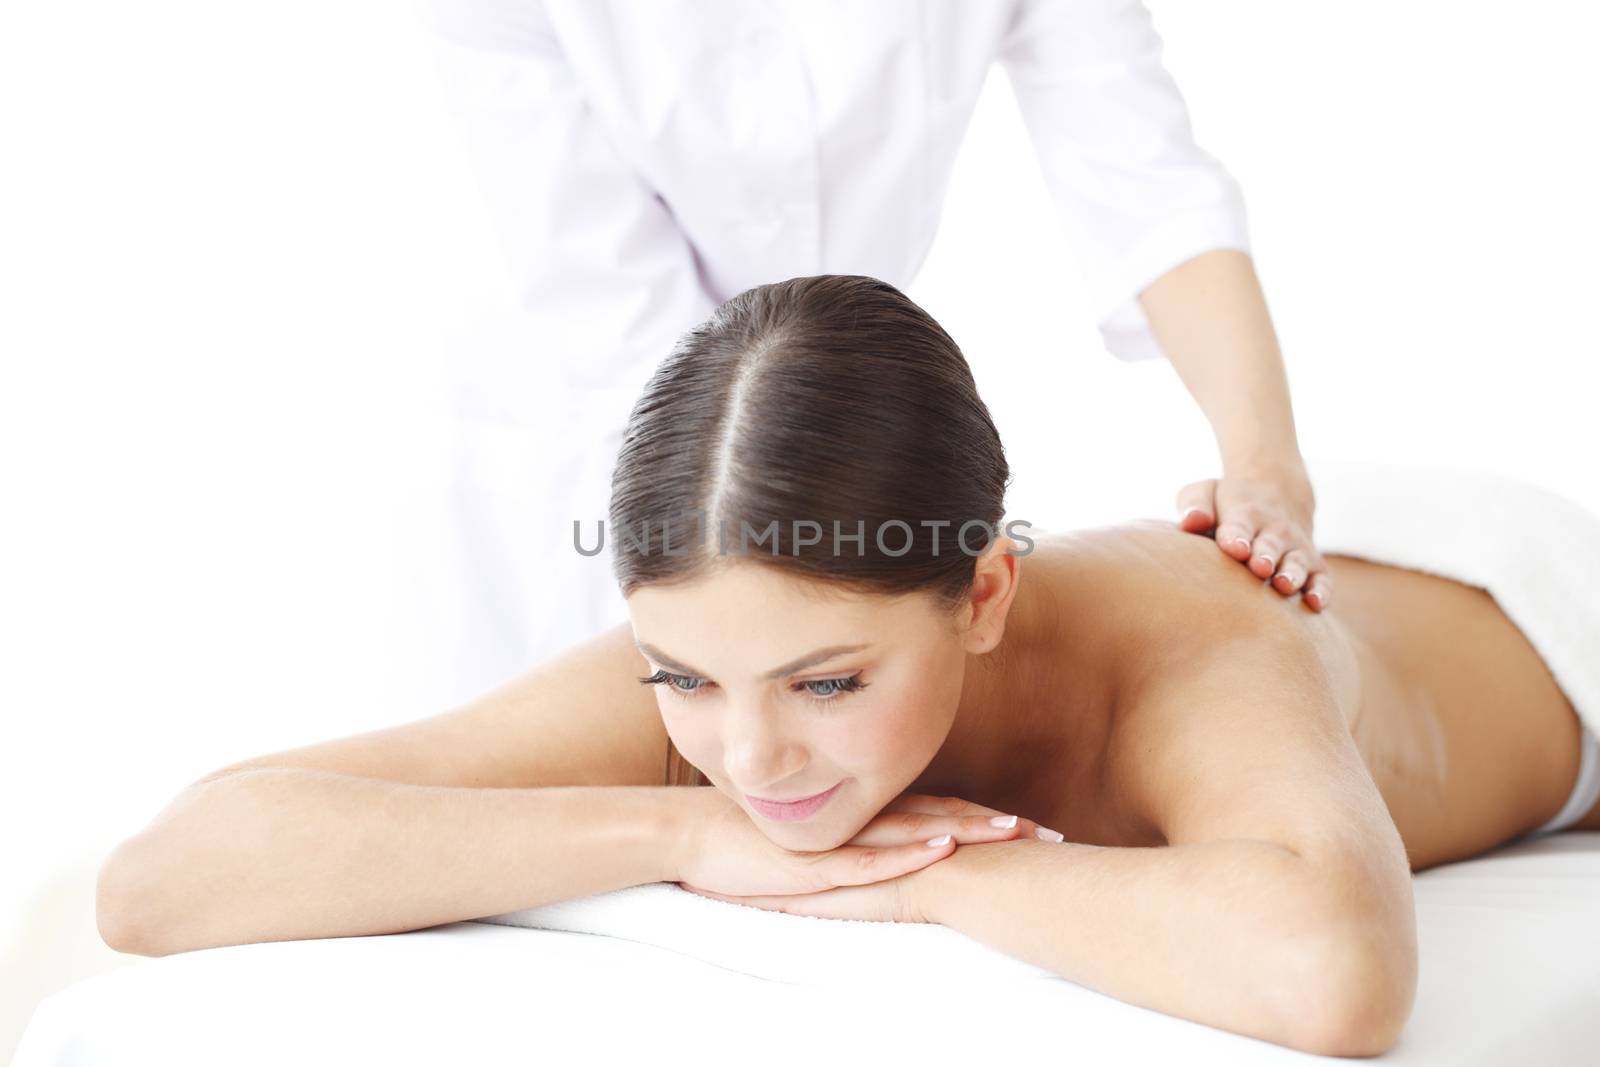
[814,834,959,889]
[870,793,1064,844]
[899,792,1063,840]
[845,809,1032,848]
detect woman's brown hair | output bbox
[612,275,1012,787]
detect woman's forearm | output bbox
[97,770,690,957]
[1138,249,1304,478]
[910,837,1414,1057]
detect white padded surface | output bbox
[14,832,1600,1065]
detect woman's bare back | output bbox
[1322,552,1599,867]
[954,522,1598,872]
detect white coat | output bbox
[423,0,1251,700]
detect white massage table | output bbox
[14,830,1599,1065]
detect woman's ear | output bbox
[960,534,1023,654]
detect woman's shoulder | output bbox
[1031,522,1374,841]
[1024,519,1360,709]
[1028,516,1249,575]
[1029,518,1329,629]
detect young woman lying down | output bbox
[96,275,1600,1058]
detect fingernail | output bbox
[927,834,952,846]
[1035,827,1065,842]
[989,814,1018,828]
[1255,555,1272,568]
[1183,508,1208,522]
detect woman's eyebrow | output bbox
[633,641,870,681]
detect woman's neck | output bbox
[910,535,1117,813]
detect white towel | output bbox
[474,459,1600,985]
[475,878,1057,987]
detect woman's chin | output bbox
[774,826,856,854]
[750,806,865,852]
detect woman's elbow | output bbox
[1288,923,1418,1058]
[95,837,172,957]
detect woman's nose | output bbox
[722,714,805,788]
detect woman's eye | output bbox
[638,669,710,696]
[640,668,865,702]
[798,674,867,700]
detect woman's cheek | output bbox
[659,701,709,759]
[844,693,936,766]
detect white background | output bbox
[2,1,1597,1057]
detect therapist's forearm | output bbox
[96,771,688,957]
[1138,249,1305,480]
[911,838,1410,1057]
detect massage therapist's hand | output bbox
[674,790,1062,923]
[1175,461,1330,612]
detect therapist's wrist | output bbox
[1222,448,1310,490]
[1220,454,1317,529]
[1211,394,1303,485]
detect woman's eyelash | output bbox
[794,673,869,702]
[636,669,869,704]
[637,669,708,696]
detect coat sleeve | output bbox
[999,0,1252,363]
[423,0,717,423]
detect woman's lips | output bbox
[745,780,845,822]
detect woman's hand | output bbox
[1175,464,1330,611]
[673,790,1063,923]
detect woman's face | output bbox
[626,544,1019,849]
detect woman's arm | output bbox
[97,772,701,957]
[908,585,1416,1057]
[97,623,689,955]
[909,835,1407,1058]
